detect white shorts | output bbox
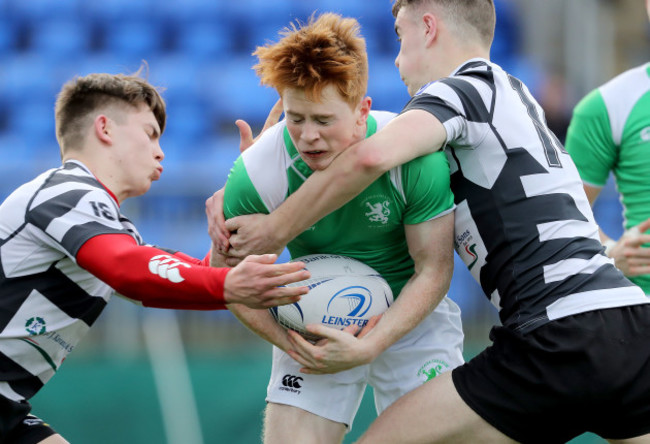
[265,296,464,430]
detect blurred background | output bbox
[0,0,647,442]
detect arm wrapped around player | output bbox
[77,233,309,310]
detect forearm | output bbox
[361,213,454,357]
[362,271,450,359]
[268,142,384,244]
[78,234,228,310]
[229,304,292,351]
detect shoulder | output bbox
[369,110,397,130]
[597,63,650,108]
[572,88,606,118]
[388,151,450,191]
[30,161,110,207]
[240,120,289,166]
[400,151,450,177]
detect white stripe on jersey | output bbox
[600,63,650,145]
[537,219,598,242]
[542,254,611,284]
[389,167,406,203]
[41,188,124,243]
[447,129,506,188]
[519,161,597,227]
[240,122,291,212]
[0,338,57,383]
[546,286,649,321]
[30,176,100,208]
[0,381,25,402]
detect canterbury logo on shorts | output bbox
[148,255,190,283]
[282,374,303,388]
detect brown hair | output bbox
[392,0,495,47]
[253,12,368,107]
[55,67,166,154]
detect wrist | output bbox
[269,210,294,248]
[603,239,617,257]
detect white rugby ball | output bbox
[269,254,394,341]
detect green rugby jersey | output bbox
[566,63,650,294]
[223,111,455,297]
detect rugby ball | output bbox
[269,254,393,341]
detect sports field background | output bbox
[0,0,648,442]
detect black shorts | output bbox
[0,396,57,444]
[452,304,650,444]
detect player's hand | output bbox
[206,188,230,253]
[225,214,286,260]
[608,218,650,276]
[235,98,283,152]
[209,243,229,267]
[356,315,382,339]
[285,324,380,374]
[224,254,310,308]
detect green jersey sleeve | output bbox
[400,151,455,225]
[565,89,616,187]
[223,156,270,219]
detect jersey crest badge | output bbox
[364,200,391,225]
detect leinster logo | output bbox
[323,285,373,328]
[25,317,46,336]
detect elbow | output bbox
[351,142,390,176]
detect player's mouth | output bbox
[152,167,163,181]
[301,150,327,158]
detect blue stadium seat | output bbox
[27,19,91,60]
[172,22,233,62]
[0,18,17,56]
[74,53,127,76]
[156,0,226,26]
[201,57,280,128]
[6,101,56,146]
[290,0,369,21]
[0,134,39,164]
[226,0,292,23]
[367,57,410,113]
[5,0,81,23]
[161,104,212,154]
[147,54,205,110]
[0,55,59,106]
[100,20,163,61]
[81,0,157,22]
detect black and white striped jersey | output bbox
[403,58,648,333]
[0,160,141,403]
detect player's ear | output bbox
[94,115,112,145]
[357,96,372,125]
[422,13,438,46]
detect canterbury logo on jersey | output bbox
[148,255,190,283]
